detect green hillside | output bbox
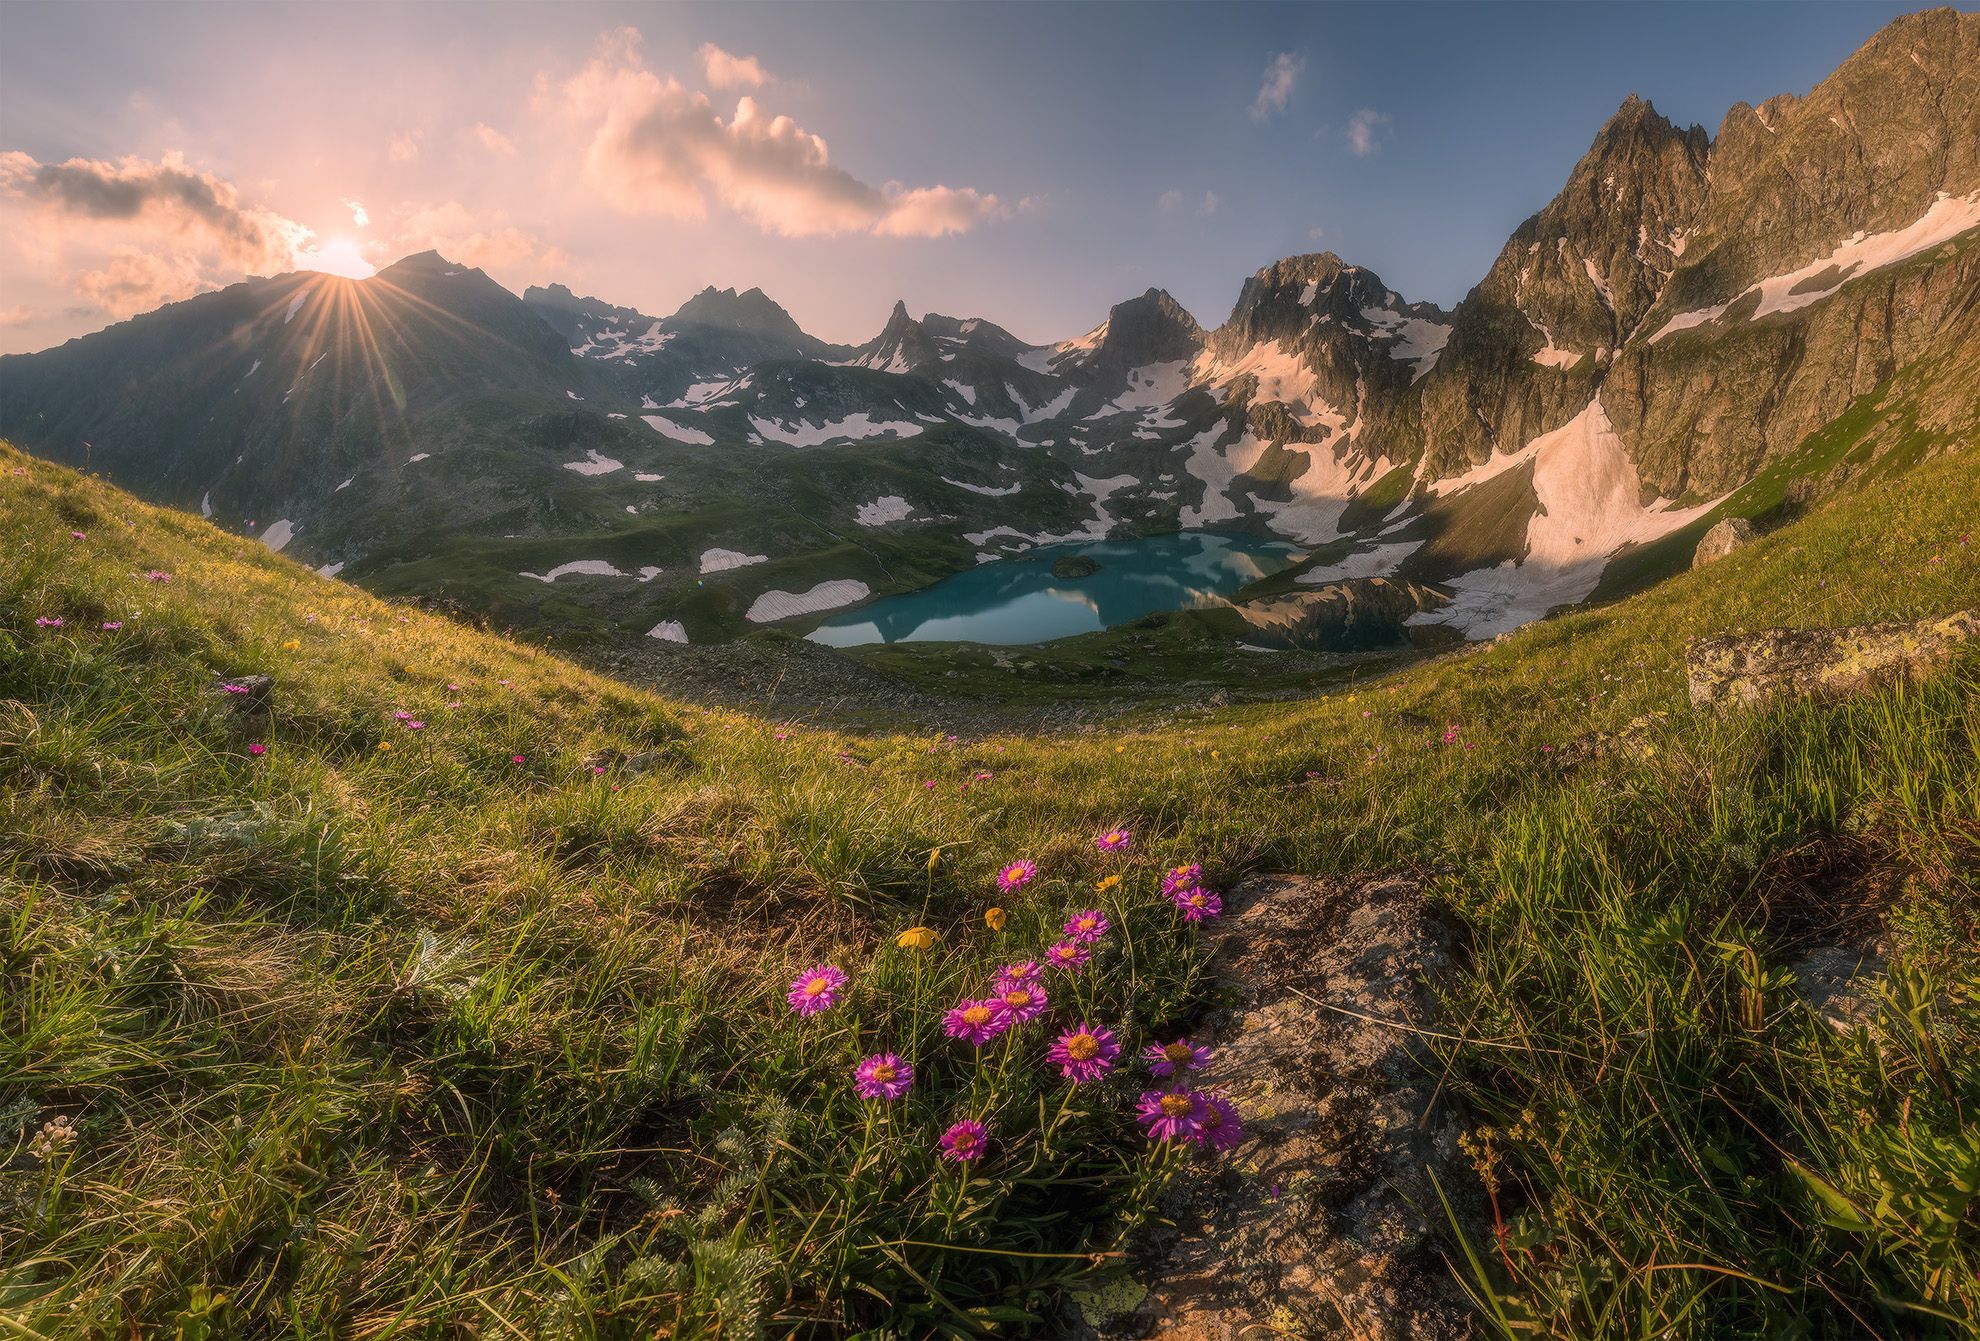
[3,438,1976,1337]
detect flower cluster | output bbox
[778,846,1242,1163]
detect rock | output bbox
[1686,608,1978,711]
[208,673,273,726]
[1788,938,1890,1033]
[1691,516,1756,568]
[1051,554,1102,579]
[1082,874,1478,1341]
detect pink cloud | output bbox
[698,43,768,90]
[555,29,1007,239]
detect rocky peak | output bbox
[1084,288,1203,377]
[851,300,940,373]
[667,286,809,343]
[1211,253,1428,361]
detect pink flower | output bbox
[1143,1038,1212,1078]
[991,982,1048,1025]
[1095,828,1132,853]
[403,720,425,730]
[938,1119,988,1163]
[943,999,1009,1046]
[993,961,1043,993]
[1062,909,1111,943]
[854,1053,913,1101]
[143,570,172,583]
[1160,864,1202,897]
[1136,1089,1203,1143]
[101,621,122,630]
[511,755,526,764]
[1190,1091,1243,1151]
[69,531,85,540]
[786,964,847,1016]
[392,710,415,721]
[1172,886,1223,923]
[247,743,267,756]
[974,770,994,782]
[995,859,1037,893]
[34,617,63,628]
[222,683,250,694]
[1044,940,1091,972]
[1048,1024,1120,1083]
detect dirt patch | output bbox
[1080,873,1479,1340]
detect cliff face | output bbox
[1374,7,1979,500]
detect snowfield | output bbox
[1410,398,1724,638]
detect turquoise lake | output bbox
[807,531,1304,646]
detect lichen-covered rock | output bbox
[1788,938,1890,1033]
[1082,874,1477,1341]
[1686,608,1978,711]
[1692,516,1756,568]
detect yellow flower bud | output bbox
[984,907,1007,932]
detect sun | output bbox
[296,237,376,280]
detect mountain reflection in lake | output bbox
[807,531,1303,646]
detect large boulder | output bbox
[1691,515,1756,568]
[1686,608,1978,711]
[1077,873,1477,1341]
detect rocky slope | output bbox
[1,9,1973,653]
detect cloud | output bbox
[473,123,517,155]
[0,304,32,328]
[1197,191,1222,217]
[388,131,421,163]
[0,150,312,274]
[73,247,215,318]
[1249,52,1304,121]
[698,43,768,90]
[1307,226,1326,242]
[1345,108,1392,157]
[342,198,370,228]
[387,200,567,272]
[1158,188,1184,212]
[553,28,1007,239]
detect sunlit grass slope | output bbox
[3,438,1977,1338]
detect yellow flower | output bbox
[281,639,300,651]
[376,741,392,751]
[984,907,1007,932]
[895,926,940,951]
[1095,874,1121,893]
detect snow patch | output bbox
[1651,190,1980,342]
[942,476,1023,497]
[284,292,308,324]
[316,561,345,578]
[260,519,295,553]
[700,548,768,574]
[750,412,919,447]
[855,495,916,526]
[745,579,871,623]
[562,450,624,476]
[641,413,714,445]
[520,560,627,583]
[646,620,689,643]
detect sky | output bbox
[0,0,1948,356]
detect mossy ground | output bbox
[4,439,1976,1338]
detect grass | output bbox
[3,437,1977,1338]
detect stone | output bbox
[1080,873,1478,1341]
[1691,516,1756,568]
[1788,938,1889,1033]
[1686,608,1978,711]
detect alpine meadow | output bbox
[1,4,1976,1339]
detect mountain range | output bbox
[3,7,1975,650]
